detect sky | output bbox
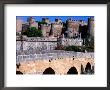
[16,16,94,23]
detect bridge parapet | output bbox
[16,51,94,63]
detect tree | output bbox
[64,46,94,52]
[38,21,47,25]
[65,46,83,52]
[27,27,42,37]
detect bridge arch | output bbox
[85,62,91,74]
[85,62,91,70]
[67,66,78,74]
[43,67,55,74]
[16,71,23,74]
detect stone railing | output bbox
[16,51,94,62]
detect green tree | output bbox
[38,21,47,25]
[27,27,42,37]
[65,46,83,52]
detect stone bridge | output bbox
[16,55,94,75]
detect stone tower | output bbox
[27,17,38,29]
[42,18,50,24]
[52,19,63,37]
[41,24,51,37]
[88,17,94,39]
[16,19,23,33]
[66,18,79,38]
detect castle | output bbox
[16,17,94,40]
[16,16,94,75]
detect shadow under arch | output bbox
[85,62,91,72]
[67,66,78,74]
[16,71,23,74]
[43,67,55,74]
